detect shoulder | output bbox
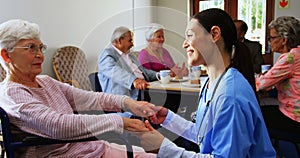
[223,68,250,91]
[101,46,116,55]
[244,39,262,47]
[140,48,148,54]
[162,47,171,54]
[290,46,300,54]
[139,49,150,57]
[99,47,119,60]
[278,49,299,64]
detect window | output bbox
[192,0,275,53]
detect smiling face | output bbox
[148,29,165,49]
[183,19,215,66]
[3,39,44,78]
[116,31,134,54]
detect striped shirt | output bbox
[0,75,126,158]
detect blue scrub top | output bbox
[159,68,276,158]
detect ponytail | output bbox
[231,42,256,92]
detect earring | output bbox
[231,45,236,59]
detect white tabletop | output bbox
[147,76,207,93]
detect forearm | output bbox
[66,86,124,112]
[18,104,124,140]
[162,110,198,142]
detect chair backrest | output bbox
[88,72,102,92]
[0,65,6,82]
[52,46,92,91]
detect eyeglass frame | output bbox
[267,35,281,42]
[9,43,47,54]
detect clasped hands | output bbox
[123,98,169,153]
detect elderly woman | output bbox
[256,16,300,132]
[0,19,156,158]
[139,23,188,78]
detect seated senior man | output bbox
[98,26,157,101]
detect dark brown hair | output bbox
[193,8,256,92]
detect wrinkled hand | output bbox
[171,63,189,77]
[134,120,164,153]
[133,78,149,90]
[180,62,189,76]
[148,106,168,124]
[124,98,158,118]
[122,118,149,132]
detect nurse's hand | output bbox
[135,120,164,153]
[148,106,169,124]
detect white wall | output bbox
[275,0,300,19]
[154,0,189,66]
[3,0,297,78]
[0,0,190,77]
[0,0,135,78]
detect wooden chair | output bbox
[0,106,133,158]
[52,46,92,91]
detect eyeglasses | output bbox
[11,43,47,54]
[267,35,281,42]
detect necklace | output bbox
[196,67,229,147]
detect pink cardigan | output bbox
[0,75,125,158]
[139,48,175,72]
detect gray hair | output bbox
[268,16,300,48]
[145,23,164,41]
[0,19,40,51]
[110,26,132,43]
[0,19,40,72]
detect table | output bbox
[258,89,279,106]
[141,77,207,120]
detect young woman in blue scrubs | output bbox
[136,8,276,158]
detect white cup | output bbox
[156,70,170,84]
[192,66,201,78]
[261,64,271,73]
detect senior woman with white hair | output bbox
[0,19,156,158]
[139,23,188,78]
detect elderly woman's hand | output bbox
[122,118,150,132]
[123,98,159,118]
[171,62,189,78]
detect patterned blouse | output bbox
[0,75,125,158]
[256,46,300,122]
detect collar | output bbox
[111,44,126,56]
